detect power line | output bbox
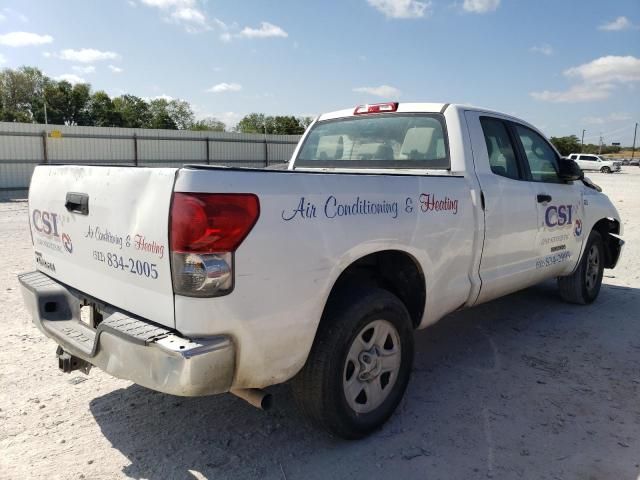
[582,123,638,140]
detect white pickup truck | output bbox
[19,102,624,438]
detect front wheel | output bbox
[292,287,414,439]
[601,166,611,174]
[558,230,604,304]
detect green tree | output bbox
[148,98,178,129]
[41,80,69,125]
[235,113,306,134]
[550,135,581,156]
[69,82,91,125]
[298,116,315,130]
[235,113,267,133]
[190,117,226,132]
[166,99,194,130]
[41,81,91,125]
[269,115,305,134]
[113,95,151,128]
[0,66,47,122]
[87,91,122,127]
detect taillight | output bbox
[170,193,259,297]
[354,102,398,115]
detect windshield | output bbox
[296,114,449,169]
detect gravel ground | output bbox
[1,169,639,480]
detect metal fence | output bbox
[0,122,302,192]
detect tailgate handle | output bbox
[65,192,89,215]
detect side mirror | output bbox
[558,159,584,182]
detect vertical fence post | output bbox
[133,133,138,166]
[41,131,48,164]
[264,137,269,167]
[205,137,210,164]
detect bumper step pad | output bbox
[19,271,171,357]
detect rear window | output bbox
[295,114,449,169]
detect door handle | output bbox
[65,192,89,215]
[537,194,552,203]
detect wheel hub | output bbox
[585,245,600,290]
[342,319,402,414]
[357,347,383,381]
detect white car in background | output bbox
[568,153,622,174]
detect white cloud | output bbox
[530,84,612,103]
[139,0,210,32]
[0,53,5,65]
[55,73,86,84]
[598,16,634,31]
[462,0,500,14]
[531,55,640,103]
[530,44,553,56]
[148,94,174,101]
[582,112,632,125]
[140,0,193,7]
[108,64,123,73]
[217,111,243,127]
[238,22,288,39]
[564,55,640,84]
[2,8,28,23]
[367,0,432,19]
[194,111,243,128]
[0,31,53,47]
[608,112,632,121]
[171,7,207,27]
[207,82,242,93]
[58,48,119,63]
[72,65,96,74]
[353,85,401,98]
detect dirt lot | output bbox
[1,169,639,480]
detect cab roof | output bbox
[316,102,537,132]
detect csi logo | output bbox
[545,205,573,228]
[32,210,60,237]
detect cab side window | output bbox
[480,117,521,180]
[514,125,562,183]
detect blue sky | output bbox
[0,0,639,144]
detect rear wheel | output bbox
[558,230,604,304]
[292,287,414,439]
[601,166,611,174]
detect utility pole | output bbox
[632,122,638,160]
[43,101,48,125]
[598,133,603,155]
[581,129,586,152]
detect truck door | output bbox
[464,111,541,304]
[509,124,584,277]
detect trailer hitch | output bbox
[56,346,92,374]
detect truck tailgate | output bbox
[28,165,177,328]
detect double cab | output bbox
[20,102,624,438]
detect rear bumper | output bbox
[18,271,235,396]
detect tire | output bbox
[600,166,611,174]
[292,287,414,439]
[558,230,604,304]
